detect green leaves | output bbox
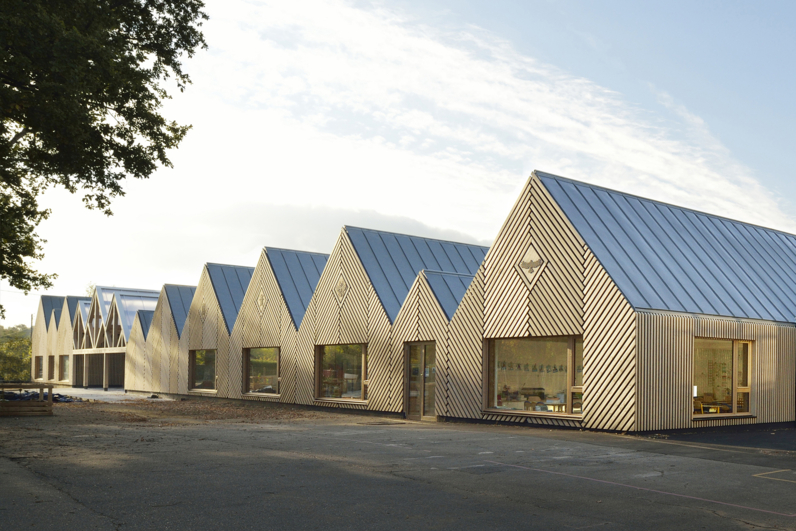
[0,0,207,316]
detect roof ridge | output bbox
[206,262,256,269]
[345,225,489,248]
[535,170,796,239]
[265,246,330,256]
[422,269,476,278]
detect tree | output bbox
[0,0,208,318]
[0,325,31,381]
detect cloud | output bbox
[4,0,789,325]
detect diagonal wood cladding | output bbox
[485,174,585,340]
[582,249,636,432]
[296,229,395,412]
[186,268,222,397]
[126,315,148,391]
[390,273,450,415]
[448,265,485,420]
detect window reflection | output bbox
[247,348,279,394]
[319,344,365,399]
[191,349,216,390]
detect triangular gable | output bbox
[206,263,255,334]
[266,247,328,328]
[40,296,65,332]
[164,284,196,338]
[114,292,159,341]
[345,226,488,323]
[135,310,155,340]
[538,171,796,322]
[65,296,90,324]
[423,270,475,321]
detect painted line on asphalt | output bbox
[485,460,796,517]
[753,469,796,484]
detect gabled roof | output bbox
[206,263,255,334]
[423,270,475,321]
[94,286,160,322]
[40,296,65,331]
[266,247,328,328]
[164,284,196,338]
[538,170,796,323]
[345,226,488,323]
[135,310,155,340]
[113,292,159,341]
[65,296,91,324]
[76,300,91,328]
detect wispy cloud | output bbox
[6,0,789,325]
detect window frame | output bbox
[189,349,218,393]
[59,355,70,382]
[692,338,753,418]
[314,343,368,403]
[485,335,583,417]
[243,347,281,396]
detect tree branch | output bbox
[9,128,30,147]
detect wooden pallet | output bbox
[0,383,54,417]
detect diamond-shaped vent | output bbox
[257,290,266,314]
[334,275,348,304]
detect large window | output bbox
[59,355,70,381]
[245,347,279,394]
[35,356,43,380]
[693,339,752,415]
[316,344,367,400]
[488,336,583,414]
[190,349,216,390]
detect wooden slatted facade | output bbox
[296,230,386,411]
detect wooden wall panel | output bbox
[485,179,530,339]
[367,289,393,412]
[389,279,420,412]
[126,318,147,391]
[56,303,73,384]
[582,249,637,432]
[448,266,485,420]
[636,311,796,431]
[417,277,450,416]
[295,298,315,405]
[185,267,228,397]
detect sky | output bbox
[3,0,796,327]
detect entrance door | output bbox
[407,343,436,420]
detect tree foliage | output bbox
[0,325,31,381]
[0,0,207,318]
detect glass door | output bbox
[406,342,436,420]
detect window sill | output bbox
[244,392,280,399]
[189,389,217,395]
[314,398,368,405]
[483,408,583,420]
[693,414,756,421]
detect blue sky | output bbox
[3,0,795,326]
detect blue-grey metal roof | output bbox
[206,263,255,334]
[76,300,91,329]
[65,296,91,324]
[40,296,64,331]
[135,310,155,340]
[94,286,160,322]
[423,270,475,321]
[345,226,488,323]
[113,293,159,341]
[164,284,196,338]
[538,171,796,323]
[265,248,328,329]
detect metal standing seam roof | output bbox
[40,296,65,331]
[538,170,796,323]
[265,248,329,329]
[135,310,155,340]
[423,270,475,321]
[94,286,160,323]
[65,296,91,324]
[113,292,160,341]
[205,263,256,334]
[345,226,488,323]
[164,284,197,338]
